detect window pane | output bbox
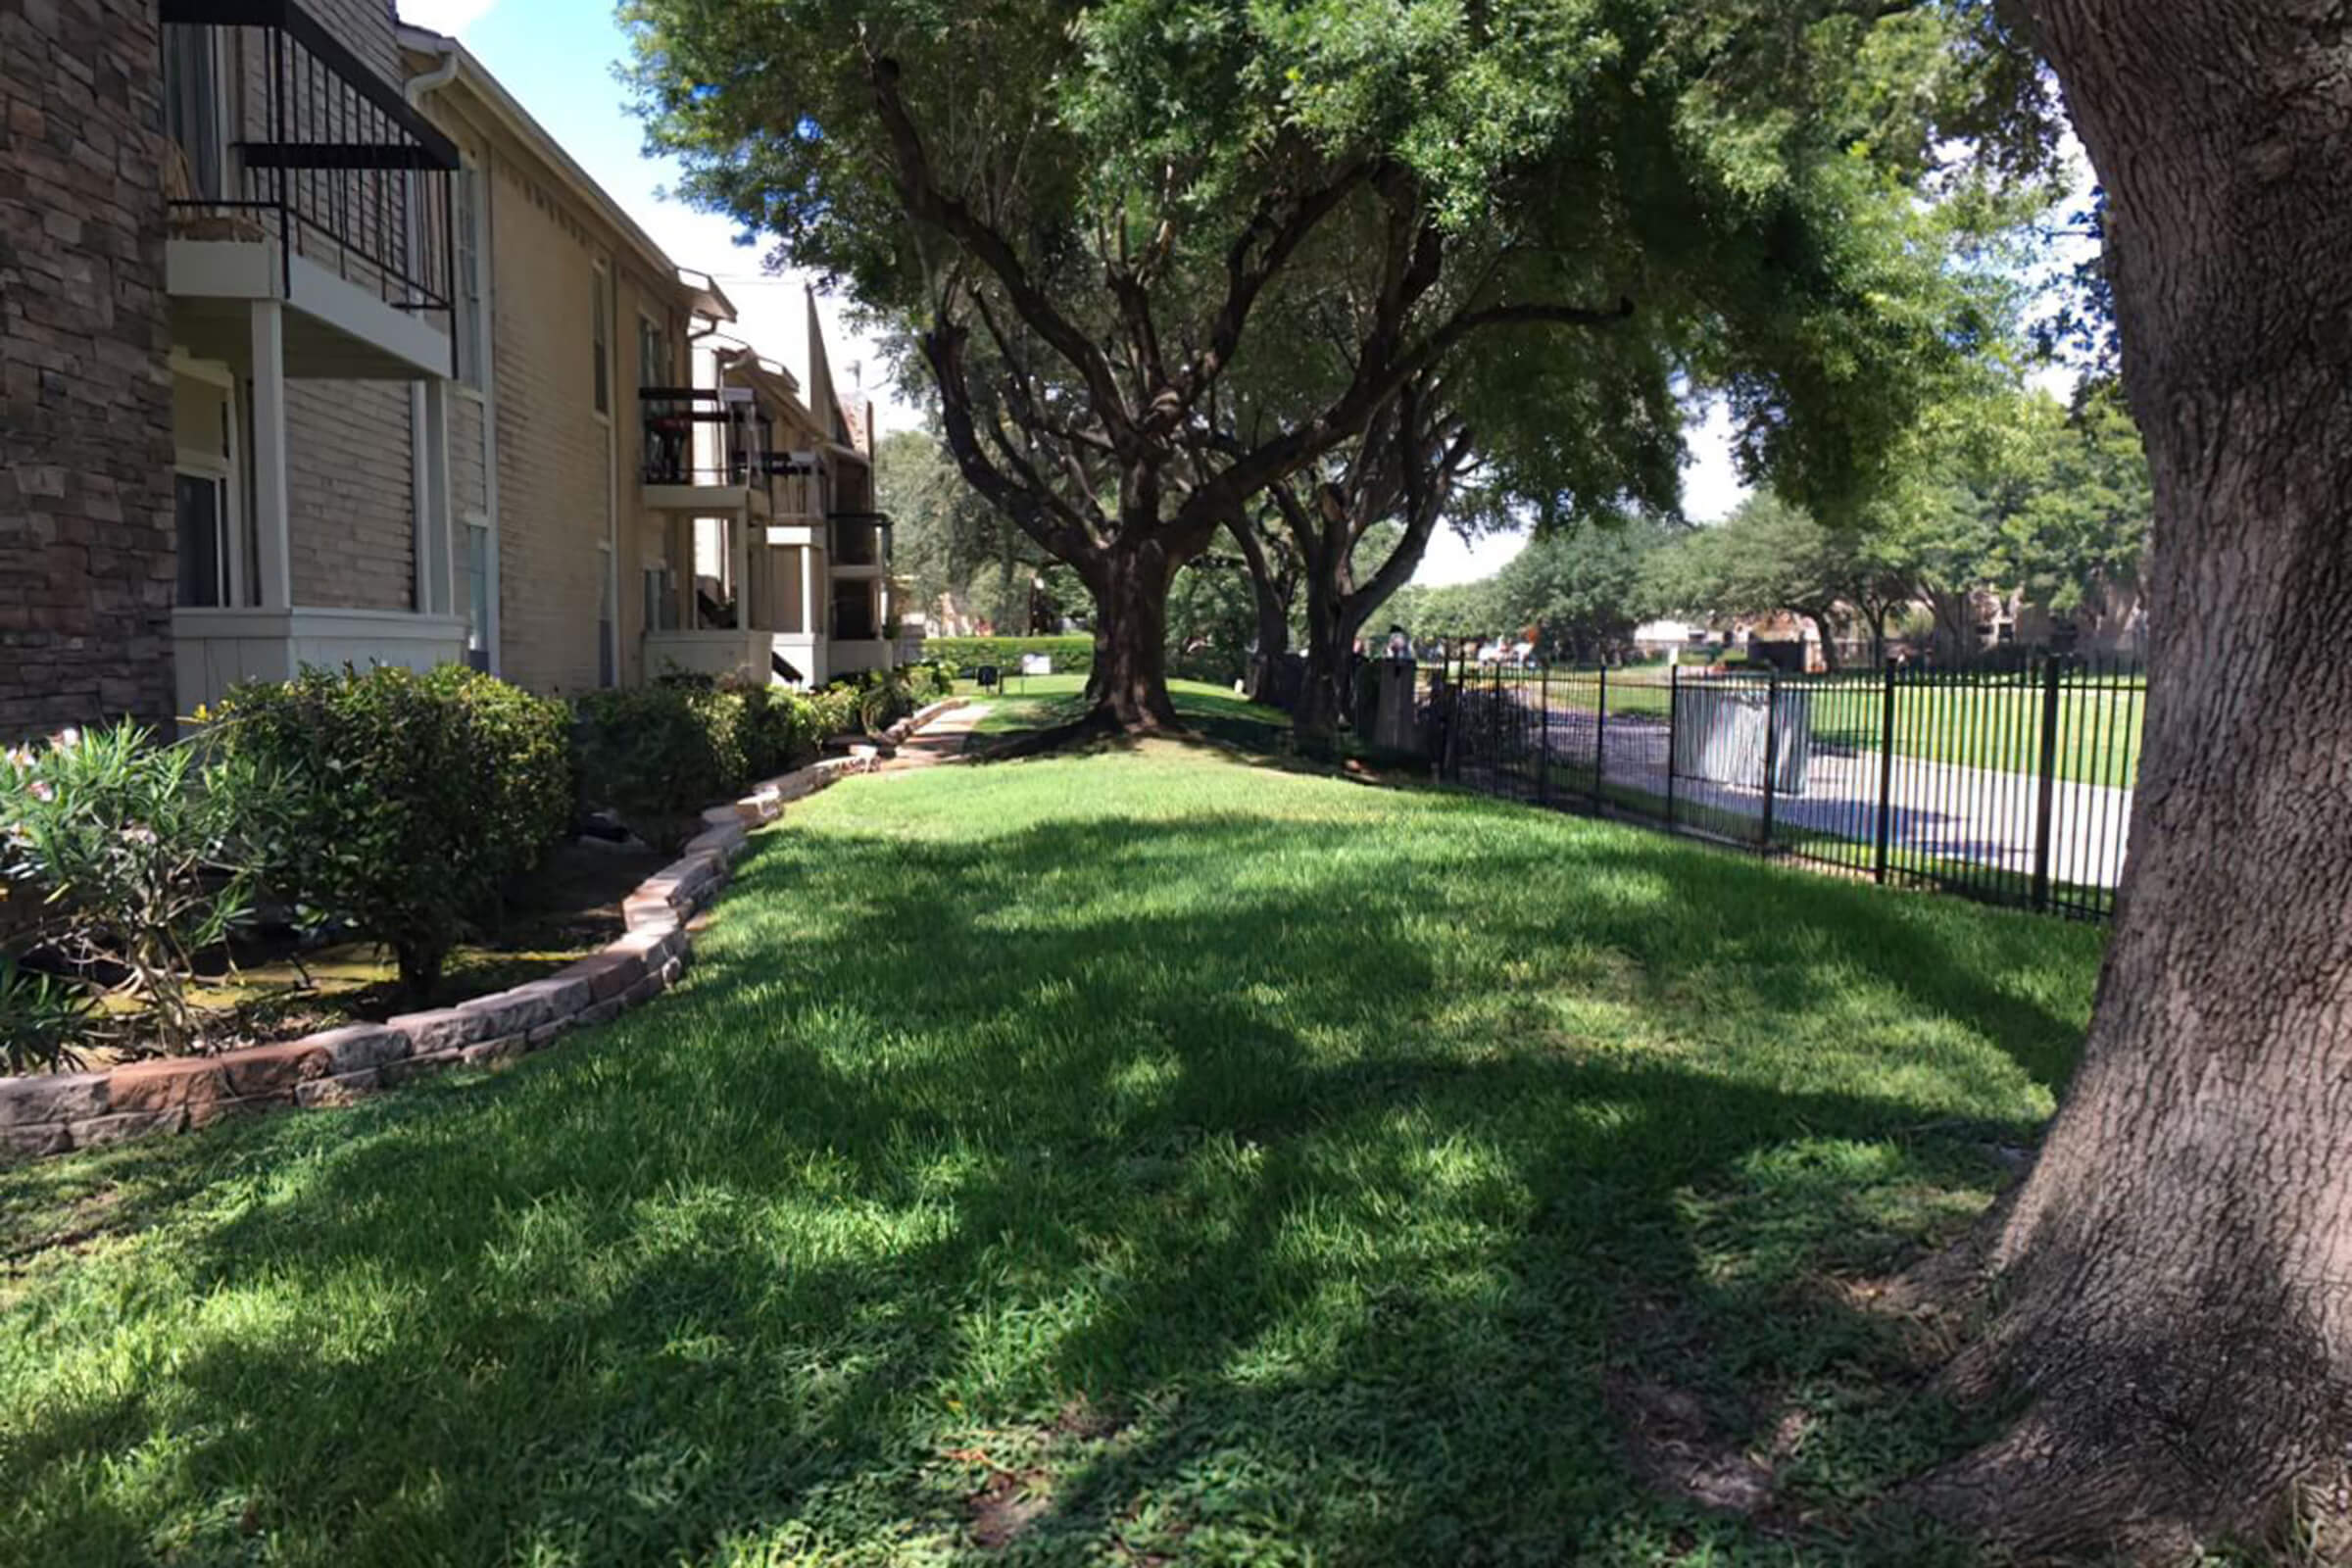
[174,473,222,608]
[591,270,610,414]
[597,565,615,686]
[456,172,483,387]
[465,523,491,667]
[164,31,220,200]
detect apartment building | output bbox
[640,296,905,691]
[1,0,910,742]
[396,23,725,693]
[4,0,458,737]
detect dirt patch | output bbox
[965,1466,1054,1549]
[53,839,664,1065]
[1605,1373,1782,1515]
[1051,1394,1127,1443]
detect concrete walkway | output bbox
[878,701,993,771]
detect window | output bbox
[455,170,486,388]
[590,265,611,415]
[597,546,616,687]
[464,521,492,671]
[174,471,230,608]
[638,317,670,391]
[163,27,222,200]
[643,564,678,633]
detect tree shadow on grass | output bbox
[0,788,2097,1566]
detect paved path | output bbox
[1472,701,2132,890]
[878,702,992,771]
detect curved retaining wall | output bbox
[0,699,965,1165]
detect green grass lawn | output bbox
[0,736,2105,1565]
[956,674,1291,754]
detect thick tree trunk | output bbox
[1295,578,1364,746]
[1081,534,1184,731]
[1226,515,1293,707]
[1804,609,1842,672]
[1295,637,1348,743]
[1922,3,2352,1554]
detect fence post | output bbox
[1761,670,1780,852]
[1874,662,1896,884]
[1666,662,1680,830]
[1594,662,1609,807]
[1537,663,1552,804]
[2031,656,2064,910]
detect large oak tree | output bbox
[625,0,2037,731]
[1912,2,2352,1554]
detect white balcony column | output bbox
[799,543,816,636]
[249,301,291,610]
[728,502,752,632]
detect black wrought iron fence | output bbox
[1425,658,2143,920]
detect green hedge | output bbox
[573,682,850,851]
[216,664,574,997]
[922,636,1096,677]
[1170,646,1245,687]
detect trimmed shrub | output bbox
[572,685,749,853]
[923,635,1096,677]
[1,720,275,1054]
[1171,645,1245,687]
[913,661,956,700]
[732,683,823,781]
[216,664,573,999]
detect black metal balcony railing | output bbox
[639,389,796,491]
[830,513,892,568]
[161,0,460,341]
[640,388,739,486]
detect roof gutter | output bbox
[395,23,728,321]
[402,32,461,107]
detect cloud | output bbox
[397,0,499,39]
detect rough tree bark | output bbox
[1920,2,2352,1555]
[1080,531,1186,730]
[1226,513,1295,708]
[1801,608,1842,672]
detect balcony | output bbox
[830,513,892,575]
[640,389,776,516]
[162,0,460,380]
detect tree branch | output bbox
[866,49,1143,455]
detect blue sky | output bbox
[399,0,1746,584]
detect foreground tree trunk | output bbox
[1080,532,1186,730]
[1923,4,2352,1554]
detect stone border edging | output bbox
[0,703,967,1166]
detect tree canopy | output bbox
[625,0,2059,728]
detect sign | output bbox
[1020,654,1053,676]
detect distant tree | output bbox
[1647,497,1878,669]
[2002,382,2150,642]
[628,0,2050,734]
[1491,517,1678,664]
[1386,576,1507,649]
